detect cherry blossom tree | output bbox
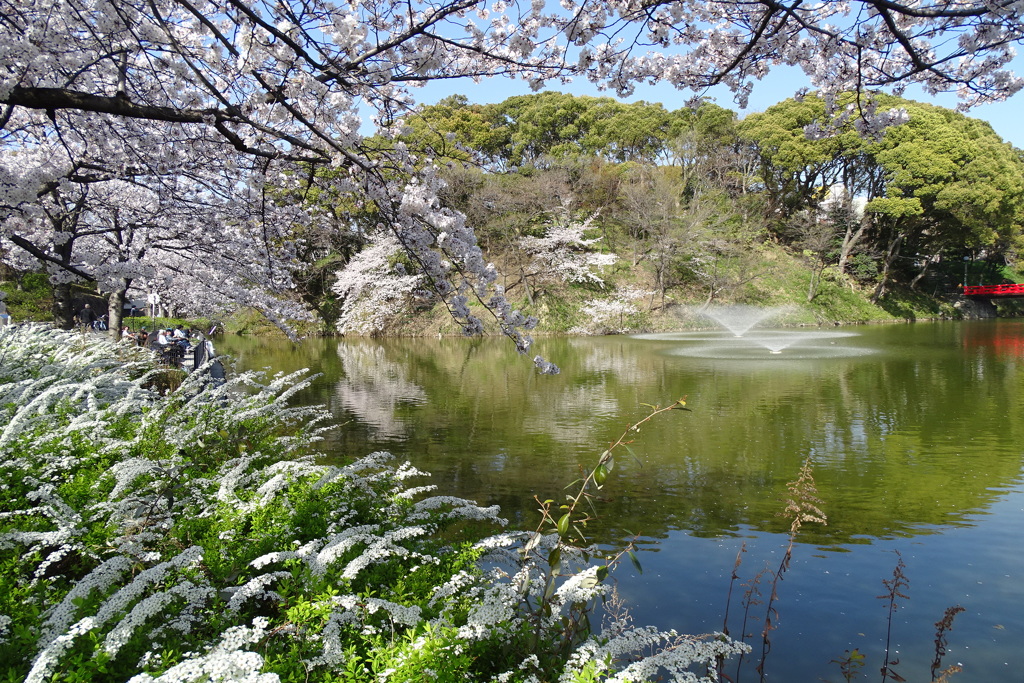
[518,210,617,293]
[332,233,426,335]
[571,0,1024,110]
[3,0,1023,355]
[2,137,307,337]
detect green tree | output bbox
[491,92,594,166]
[400,95,508,167]
[489,93,695,167]
[740,96,861,227]
[866,97,1024,297]
[743,93,1024,296]
[578,99,678,163]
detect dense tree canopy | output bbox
[740,93,1024,297]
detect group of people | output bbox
[121,324,194,350]
[76,302,213,369]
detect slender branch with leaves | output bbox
[523,399,690,654]
[507,398,750,679]
[537,398,691,545]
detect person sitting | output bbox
[171,325,191,349]
[121,326,133,340]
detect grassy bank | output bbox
[375,242,968,340]
[3,240,1008,341]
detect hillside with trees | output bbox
[4,0,1024,351]
[306,92,1024,337]
[4,88,1023,337]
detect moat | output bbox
[217,319,1024,680]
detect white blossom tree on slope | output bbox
[2,0,1023,354]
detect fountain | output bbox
[700,304,799,353]
[631,305,871,360]
[699,304,785,337]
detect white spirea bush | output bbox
[0,324,745,681]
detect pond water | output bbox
[215,320,1024,681]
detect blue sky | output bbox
[412,61,1024,149]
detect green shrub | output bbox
[0,325,745,683]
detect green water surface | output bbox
[216,320,1024,681]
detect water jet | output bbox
[699,305,785,338]
[633,305,869,360]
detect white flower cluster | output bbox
[103,580,215,658]
[2,326,754,682]
[408,496,506,524]
[455,573,524,641]
[333,234,426,335]
[572,287,654,335]
[803,101,912,141]
[306,595,424,668]
[128,618,278,683]
[39,555,134,645]
[562,627,751,683]
[519,210,617,287]
[26,546,206,683]
[225,572,291,614]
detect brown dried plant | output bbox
[931,605,965,681]
[879,551,910,682]
[714,458,830,682]
[756,458,827,681]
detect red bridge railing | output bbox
[962,283,1024,298]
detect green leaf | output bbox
[557,513,571,538]
[594,464,608,487]
[627,550,643,574]
[548,546,562,574]
[596,565,609,582]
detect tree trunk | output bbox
[910,255,936,290]
[52,281,75,329]
[838,215,869,274]
[520,267,535,306]
[870,234,903,304]
[807,262,827,303]
[107,286,128,342]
